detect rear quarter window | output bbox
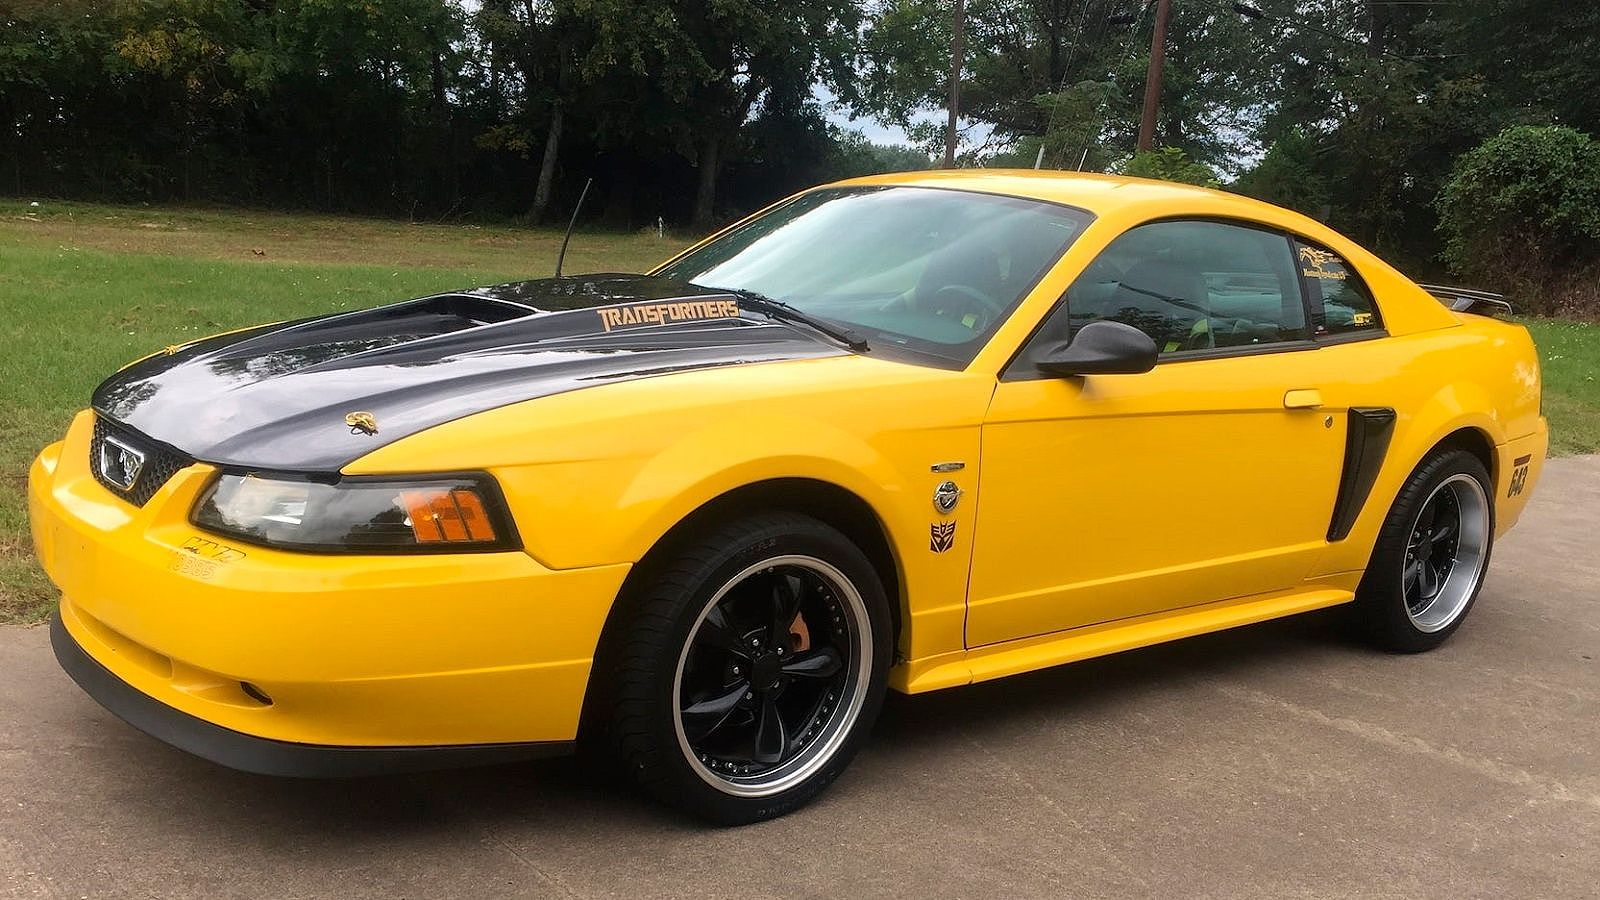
[1295,240,1382,337]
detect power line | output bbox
[1037,0,1136,169]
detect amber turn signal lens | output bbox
[400,488,499,543]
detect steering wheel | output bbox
[927,284,1007,333]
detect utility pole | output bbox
[1137,0,1172,152]
[943,0,966,168]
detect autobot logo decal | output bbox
[930,521,956,553]
[1298,245,1348,280]
[1509,454,1531,497]
[595,298,740,332]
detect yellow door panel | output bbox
[967,352,1348,647]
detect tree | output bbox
[1029,80,1119,170]
[1236,1,1493,264]
[861,0,1131,155]
[672,0,863,228]
[7,0,1600,304]
[1432,0,1600,136]
[860,0,1272,170]
[1230,129,1329,218]
[827,128,935,177]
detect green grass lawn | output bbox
[1517,318,1600,456]
[2,200,1598,624]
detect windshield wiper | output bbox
[714,287,870,353]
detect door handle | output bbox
[1283,389,1323,409]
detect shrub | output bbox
[1436,125,1600,316]
[1119,147,1220,189]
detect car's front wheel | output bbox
[598,512,892,824]
[1356,447,1495,652]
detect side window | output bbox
[1062,220,1308,355]
[1294,240,1382,337]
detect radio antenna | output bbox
[554,176,593,278]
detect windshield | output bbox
[656,186,1093,366]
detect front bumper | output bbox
[31,411,630,759]
[50,613,569,776]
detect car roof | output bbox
[829,169,1328,236]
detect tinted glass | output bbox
[1295,240,1382,336]
[1062,220,1308,354]
[658,186,1093,365]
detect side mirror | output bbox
[1035,320,1158,376]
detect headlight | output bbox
[192,473,520,553]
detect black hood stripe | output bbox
[92,275,847,472]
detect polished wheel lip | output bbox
[672,554,872,799]
[1402,473,1490,633]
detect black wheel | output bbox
[596,512,892,824]
[1356,448,1494,652]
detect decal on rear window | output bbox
[1298,245,1348,280]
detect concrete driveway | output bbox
[4,456,1597,899]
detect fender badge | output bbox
[344,411,379,435]
[933,480,962,515]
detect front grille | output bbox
[89,416,193,507]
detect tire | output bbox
[595,512,893,824]
[1355,448,1495,652]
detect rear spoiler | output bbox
[1419,283,1514,317]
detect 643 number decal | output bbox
[1508,454,1531,497]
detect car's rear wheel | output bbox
[598,512,891,824]
[1356,448,1494,652]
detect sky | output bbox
[827,108,920,145]
[815,85,996,154]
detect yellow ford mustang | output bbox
[31,172,1546,823]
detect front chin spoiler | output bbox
[51,614,572,778]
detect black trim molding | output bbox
[51,615,571,778]
[1314,329,1389,347]
[1327,407,1397,541]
